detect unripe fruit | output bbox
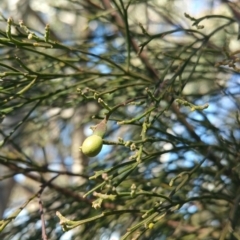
[81,135,103,157]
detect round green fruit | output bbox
[81,135,103,157]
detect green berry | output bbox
[81,135,103,157]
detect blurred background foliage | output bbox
[0,0,240,239]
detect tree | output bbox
[0,0,240,239]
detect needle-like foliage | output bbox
[0,1,240,239]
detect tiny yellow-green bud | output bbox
[148,222,154,229]
[81,135,103,157]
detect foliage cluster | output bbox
[0,1,240,239]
